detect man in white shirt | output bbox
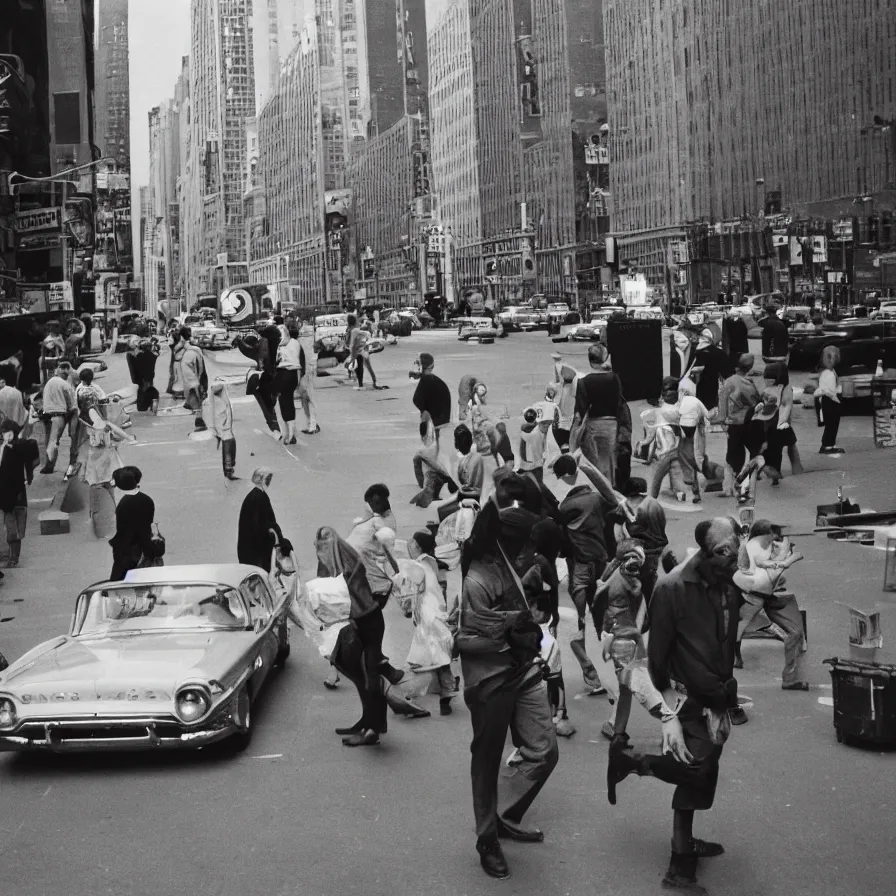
[39,360,78,474]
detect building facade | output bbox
[250,15,350,307]
[185,0,256,301]
[0,0,98,323]
[604,0,896,297]
[94,0,130,169]
[429,0,575,302]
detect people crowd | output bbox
[1,305,830,895]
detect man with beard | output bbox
[606,517,741,894]
[457,492,559,881]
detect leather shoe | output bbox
[728,706,748,725]
[342,730,380,747]
[607,739,641,805]
[335,720,363,736]
[689,837,724,858]
[497,819,544,842]
[380,663,405,686]
[476,838,509,879]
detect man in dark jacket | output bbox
[606,517,741,893]
[234,330,281,437]
[0,419,36,568]
[758,305,789,363]
[458,500,559,881]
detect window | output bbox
[240,575,274,625]
[54,92,82,144]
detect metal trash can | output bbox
[823,657,896,745]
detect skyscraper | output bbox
[94,0,131,170]
[603,0,895,288]
[428,0,574,300]
[251,10,351,305]
[186,0,256,298]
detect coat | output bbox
[109,491,155,580]
[237,487,283,572]
[0,441,33,513]
[203,386,234,441]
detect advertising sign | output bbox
[514,0,542,146]
[16,207,61,233]
[48,281,74,312]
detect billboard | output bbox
[16,207,62,233]
[514,0,542,146]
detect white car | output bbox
[546,303,570,322]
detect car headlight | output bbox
[174,687,211,723]
[0,697,18,731]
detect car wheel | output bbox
[230,686,253,752]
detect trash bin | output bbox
[823,657,896,746]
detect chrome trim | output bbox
[0,715,238,753]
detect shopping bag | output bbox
[305,574,352,625]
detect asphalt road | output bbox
[1,330,894,896]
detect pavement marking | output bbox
[249,753,283,760]
[817,696,835,707]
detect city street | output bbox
[1,331,895,896]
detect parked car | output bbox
[545,302,570,323]
[788,319,896,372]
[0,564,293,753]
[513,307,547,332]
[313,312,350,372]
[190,318,230,350]
[548,311,583,342]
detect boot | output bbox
[285,421,297,445]
[662,852,707,894]
[439,697,453,716]
[788,444,804,475]
[606,739,646,805]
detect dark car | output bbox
[788,319,896,372]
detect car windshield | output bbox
[76,584,249,635]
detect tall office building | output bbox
[186,0,256,299]
[251,12,351,305]
[428,0,574,299]
[94,0,131,169]
[348,0,431,306]
[603,0,895,287]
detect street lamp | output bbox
[7,157,117,189]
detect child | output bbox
[816,345,844,454]
[394,530,458,716]
[204,382,237,480]
[593,539,681,752]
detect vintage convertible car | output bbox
[0,564,292,753]
[788,319,896,371]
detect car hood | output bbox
[2,631,258,707]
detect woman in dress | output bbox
[237,468,284,572]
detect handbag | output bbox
[149,522,166,558]
[246,368,260,396]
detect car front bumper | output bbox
[0,715,238,753]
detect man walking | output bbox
[39,360,78,474]
[551,452,626,694]
[458,501,559,880]
[413,352,452,471]
[607,517,741,894]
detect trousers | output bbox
[332,610,389,734]
[466,670,559,841]
[576,416,617,484]
[651,435,701,499]
[737,592,805,685]
[567,556,604,679]
[274,368,299,422]
[638,698,723,810]
[221,438,236,476]
[255,372,280,432]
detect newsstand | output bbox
[823,657,896,746]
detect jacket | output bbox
[648,553,739,711]
[0,441,33,512]
[718,373,761,425]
